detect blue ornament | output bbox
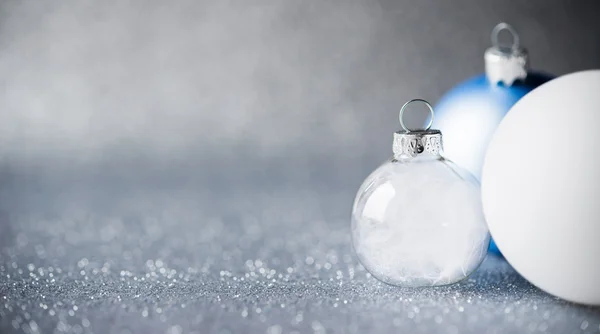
[427,23,554,255]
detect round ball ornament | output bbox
[481,69,600,305]
[429,23,554,254]
[351,99,490,287]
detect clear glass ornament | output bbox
[351,99,490,287]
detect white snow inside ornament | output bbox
[351,99,490,287]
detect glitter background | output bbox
[1,161,599,333]
[1,1,600,333]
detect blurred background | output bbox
[1,1,600,333]
[1,0,599,201]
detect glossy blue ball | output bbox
[429,72,554,254]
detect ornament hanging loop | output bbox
[399,99,434,132]
[491,22,520,51]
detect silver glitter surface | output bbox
[1,164,599,334]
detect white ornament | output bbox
[481,69,600,305]
[352,99,490,287]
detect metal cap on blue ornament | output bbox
[427,23,554,255]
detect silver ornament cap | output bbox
[393,99,443,159]
[484,22,529,86]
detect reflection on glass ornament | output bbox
[351,99,490,287]
[428,23,554,255]
[482,70,600,306]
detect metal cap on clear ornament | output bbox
[393,99,443,159]
[484,22,529,86]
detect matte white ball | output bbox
[481,69,600,305]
